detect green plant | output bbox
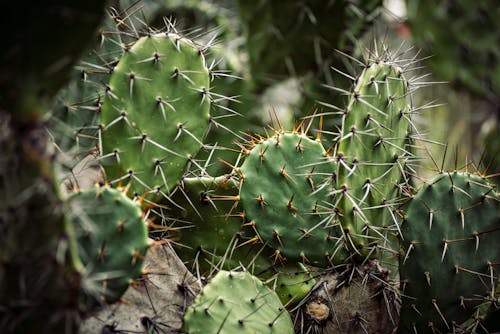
[332,58,413,264]
[165,175,267,274]
[237,129,343,267]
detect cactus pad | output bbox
[100,33,211,199]
[182,270,294,333]
[68,185,149,308]
[399,172,500,333]
[167,176,271,274]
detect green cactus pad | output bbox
[398,172,500,333]
[335,60,411,261]
[406,0,500,103]
[239,131,347,267]
[68,185,149,308]
[182,270,294,334]
[100,33,211,199]
[167,175,272,274]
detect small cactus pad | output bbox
[406,0,500,103]
[399,172,500,333]
[239,131,347,267]
[335,60,411,259]
[182,270,294,333]
[68,185,149,308]
[100,33,211,199]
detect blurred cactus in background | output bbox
[0,2,107,333]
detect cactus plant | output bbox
[3,0,499,333]
[182,270,294,333]
[398,171,500,333]
[165,175,321,307]
[165,175,274,275]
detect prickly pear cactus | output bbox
[238,129,347,267]
[334,57,412,263]
[68,185,150,308]
[398,171,500,333]
[182,270,294,333]
[100,33,211,200]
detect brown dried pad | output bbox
[292,260,400,334]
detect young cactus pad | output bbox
[100,33,211,199]
[398,171,500,333]
[334,59,412,259]
[68,185,150,308]
[182,270,294,333]
[238,130,347,267]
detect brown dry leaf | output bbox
[80,242,200,333]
